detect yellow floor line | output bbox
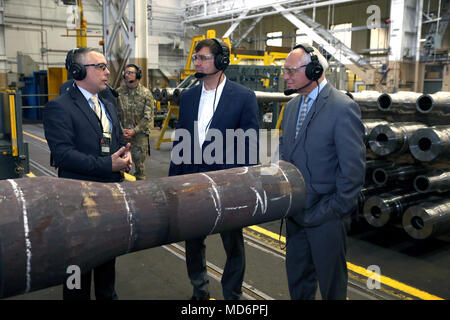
[23,131,46,143]
[247,225,444,300]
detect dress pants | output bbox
[185,229,245,300]
[63,258,118,300]
[285,215,351,300]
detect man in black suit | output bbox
[44,47,132,299]
[169,39,259,300]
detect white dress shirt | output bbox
[197,76,226,146]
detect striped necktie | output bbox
[90,95,111,138]
[295,96,310,139]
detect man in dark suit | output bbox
[169,39,259,300]
[280,44,365,300]
[44,47,132,299]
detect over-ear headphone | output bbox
[68,47,89,81]
[123,63,142,80]
[211,38,230,71]
[293,44,324,81]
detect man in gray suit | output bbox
[280,44,365,300]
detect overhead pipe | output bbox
[0,161,306,298]
[368,122,428,156]
[408,125,450,162]
[363,190,433,227]
[402,198,450,239]
[414,170,450,193]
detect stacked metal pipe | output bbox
[402,199,450,239]
[368,122,428,156]
[408,126,450,162]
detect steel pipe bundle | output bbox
[408,125,450,162]
[363,190,431,227]
[0,161,306,298]
[368,122,428,156]
[365,159,394,183]
[416,91,450,114]
[414,170,450,193]
[402,198,450,239]
[362,120,389,144]
[372,164,429,186]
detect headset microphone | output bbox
[284,80,313,96]
[128,79,135,84]
[194,70,220,79]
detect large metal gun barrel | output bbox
[414,170,450,193]
[372,164,429,186]
[254,91,297,103]
[357,185,391,214]
[0,161,306,298]
[402,198,450,239]
[362,120,389,145]
[350,90,383,111]
[363,190,432,227]
[408,126,450,162]
[416,91,450,114]
[365,159,394,184]
[368,122,428,156]
[376,91,422,112]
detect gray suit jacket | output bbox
[280,82,366,227]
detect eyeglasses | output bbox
[191,54,214,62]
[84,63,109,71]
[281,64,307,76]
[124,70,136,75]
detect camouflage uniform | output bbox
[117,83,154,180]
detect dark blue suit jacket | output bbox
[169,79,259,176]
[44,84,124,182]
[280,83,366,227]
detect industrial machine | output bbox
[0,90,29,179]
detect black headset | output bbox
[293,44,324,81]
[68,47,90,81]
[211,38,230,71]
[123,63,142,80]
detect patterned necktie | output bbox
[295,96,310,139]
[90,95,111,138]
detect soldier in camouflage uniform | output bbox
[117,63,154,180]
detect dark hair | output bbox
[194,39,222,56]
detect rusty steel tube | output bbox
[368,122,428,156]
[408,126,450,162]
[0,161,306,298]
[402,198,450,239]
[416,91,450,114]
[414,170,450,193]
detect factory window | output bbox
[296,30,313,46]
[330,23,352,48]
[267,31,282,47]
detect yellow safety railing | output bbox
[7,90,18,157]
